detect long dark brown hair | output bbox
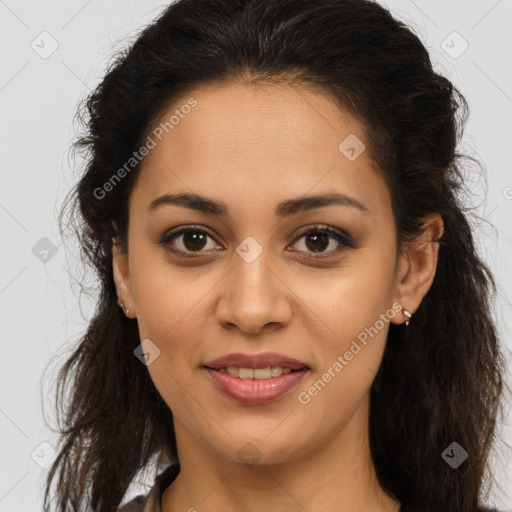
[43,0,510,510]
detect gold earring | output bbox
[401,305,412,326]
[118,300,130,317]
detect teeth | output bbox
[219,366,295,379]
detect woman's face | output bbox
[113,81,437,465]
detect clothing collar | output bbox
[142,463,180,512]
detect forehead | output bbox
[131,81,391,222]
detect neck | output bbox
[161,394,401,512]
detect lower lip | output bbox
[203,367,309,405]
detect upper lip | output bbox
[204,352,310,370]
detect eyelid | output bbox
[288,224,357,256]
[159,224,222,258]
[159,223,356,257]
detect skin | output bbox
[112,81,443,512]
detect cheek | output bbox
[298,255,394,337]
[133,268,209,411]
[129,248,210,337]
[294,252,394,388]
[295,284,391,430]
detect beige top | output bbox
[117,463,180,512]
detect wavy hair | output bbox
[43,0,509,510]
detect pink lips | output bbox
[203,352,310,405]
[204,367,309,404]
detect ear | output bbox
[112,237,136,318]
[390,213,444,325]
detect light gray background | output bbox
[1,0,511,510]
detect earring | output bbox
[118,300,130,317]
[401,305,412,326]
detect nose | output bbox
[215,249,293,335]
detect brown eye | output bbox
[289,225,355,256]
[181,231,208,251]
[304,231,330,252]
[159,226,222,257]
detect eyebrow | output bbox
[147,191,369,217]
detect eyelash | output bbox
[158,224,356,259]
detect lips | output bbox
[203,352,310,371]
[204,367,309,404]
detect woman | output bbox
[43,0,508,511]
